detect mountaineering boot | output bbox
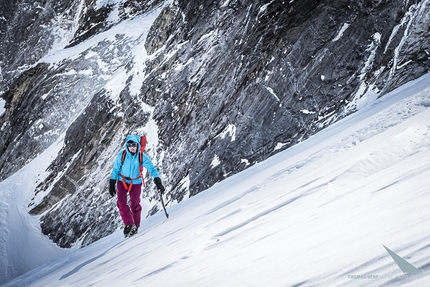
[124,224,136,237]
[128,225,138,237]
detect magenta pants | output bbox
[116,182,142,228]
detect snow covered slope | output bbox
[2,73,430,286]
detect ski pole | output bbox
[159,190,169,218]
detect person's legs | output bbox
[116,182,133,226]
[129,183,142,228]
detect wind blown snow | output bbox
[2,73,430,286]
[0,135,70,284]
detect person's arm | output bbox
[141,153,160,178]
[109,152,122,197]
[141,154,165,192]
[110,152,122,180]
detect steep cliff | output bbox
[1,0,429,247]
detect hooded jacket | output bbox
[110,134,160,184]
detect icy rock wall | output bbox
[146,0,430,200]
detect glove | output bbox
[154,177,165,194]
[109,179,117,197]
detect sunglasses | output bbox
[127,142,138,147]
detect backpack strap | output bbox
[121,150,126,165]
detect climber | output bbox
[109,134,165,237]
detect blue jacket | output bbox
[110,134,160,184]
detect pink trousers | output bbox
[116,182,142,227]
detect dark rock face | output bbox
[1,0,429,247]
[144,0,430,200]
[31,91,123,247]
[0,0,78,91]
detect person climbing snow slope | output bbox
[109,134,165,237]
